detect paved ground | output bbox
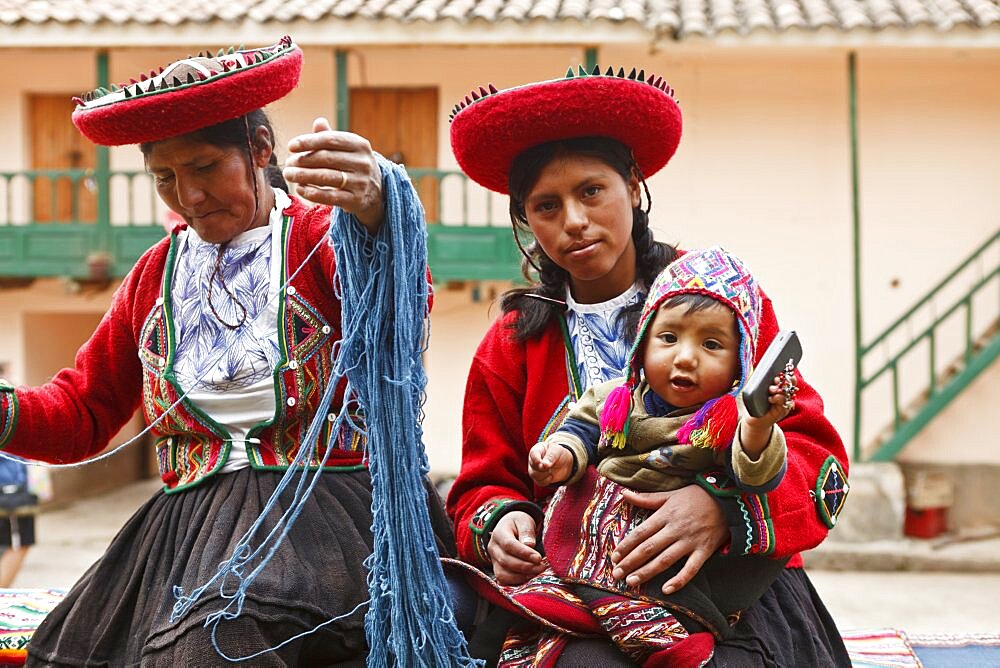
[12,479,1000,636]
[809,570,1000,634]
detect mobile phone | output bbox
[741,330,802,418]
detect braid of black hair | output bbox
[266,153,288,193]
[242,114,262,230]
[265,148,290,193]
[501,192,563,339]
[511,225,541,275]
[615,168,676,343]
[207,241,249,329]
[500,240,567,340]
[243,111,289,193]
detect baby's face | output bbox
[641,302,740,409]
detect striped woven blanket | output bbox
[0,589,64,666]
[843,628,1000,667]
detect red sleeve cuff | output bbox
[469,497,545,564]
[0,382,18,449]
[696,469,775,556]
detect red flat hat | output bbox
[450,66,682,194]
[72,36,302,146]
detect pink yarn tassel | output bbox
[678,394,738,450]
[599,383,633,449]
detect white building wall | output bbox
[0,279,117,385]
[859,50,1000,464]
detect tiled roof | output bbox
[0,0,997,37]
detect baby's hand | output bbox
[528,442,574,487]
[741,373,798,457]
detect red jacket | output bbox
[0,196,369,492]
[447,291,849,569]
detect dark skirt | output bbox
[704,568,850,668]
[550,568,850,667]
[27,468,455,667]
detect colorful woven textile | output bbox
[445,468,717,666]
[0,589,65,665]
[842,628,921,667]
[842,628,1000,667]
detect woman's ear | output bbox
[252,126,274,168]
[628,169,642,209]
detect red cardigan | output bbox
[0,196,370,492]
[446,291,849,569]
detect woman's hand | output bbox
[487,510,546,585]
[611,485,727,595]
[283,117,385,234]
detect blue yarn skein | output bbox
[333,159,479,667]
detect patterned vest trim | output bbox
[536,314,583,444]
[141,213,367,494]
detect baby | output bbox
[529,246,795,503]
[448,248,802,665]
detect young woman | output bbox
[0,38,453,665]
[446,68,851,665]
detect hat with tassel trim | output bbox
[71,36,302,146]
[449,65,682,194]
[599,247,762,451]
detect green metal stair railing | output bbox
[0,167,522,282]
[854,229,1000,461]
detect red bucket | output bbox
[903,506,948,539]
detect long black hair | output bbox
[140,108,288,193]
[500,136,677,342]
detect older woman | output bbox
[0,38,453,665]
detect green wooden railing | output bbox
[408,168,523,282]
[855,229,1000,461]
[0,168,522,282]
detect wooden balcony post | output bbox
[336,50,350,131]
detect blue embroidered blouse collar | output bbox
[564,282,642,314]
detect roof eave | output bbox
[0,17,650,48]
[661,23,1000,49]
[0,18,996,50]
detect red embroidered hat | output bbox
[449,66,682,194]
[71,36,302,146]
